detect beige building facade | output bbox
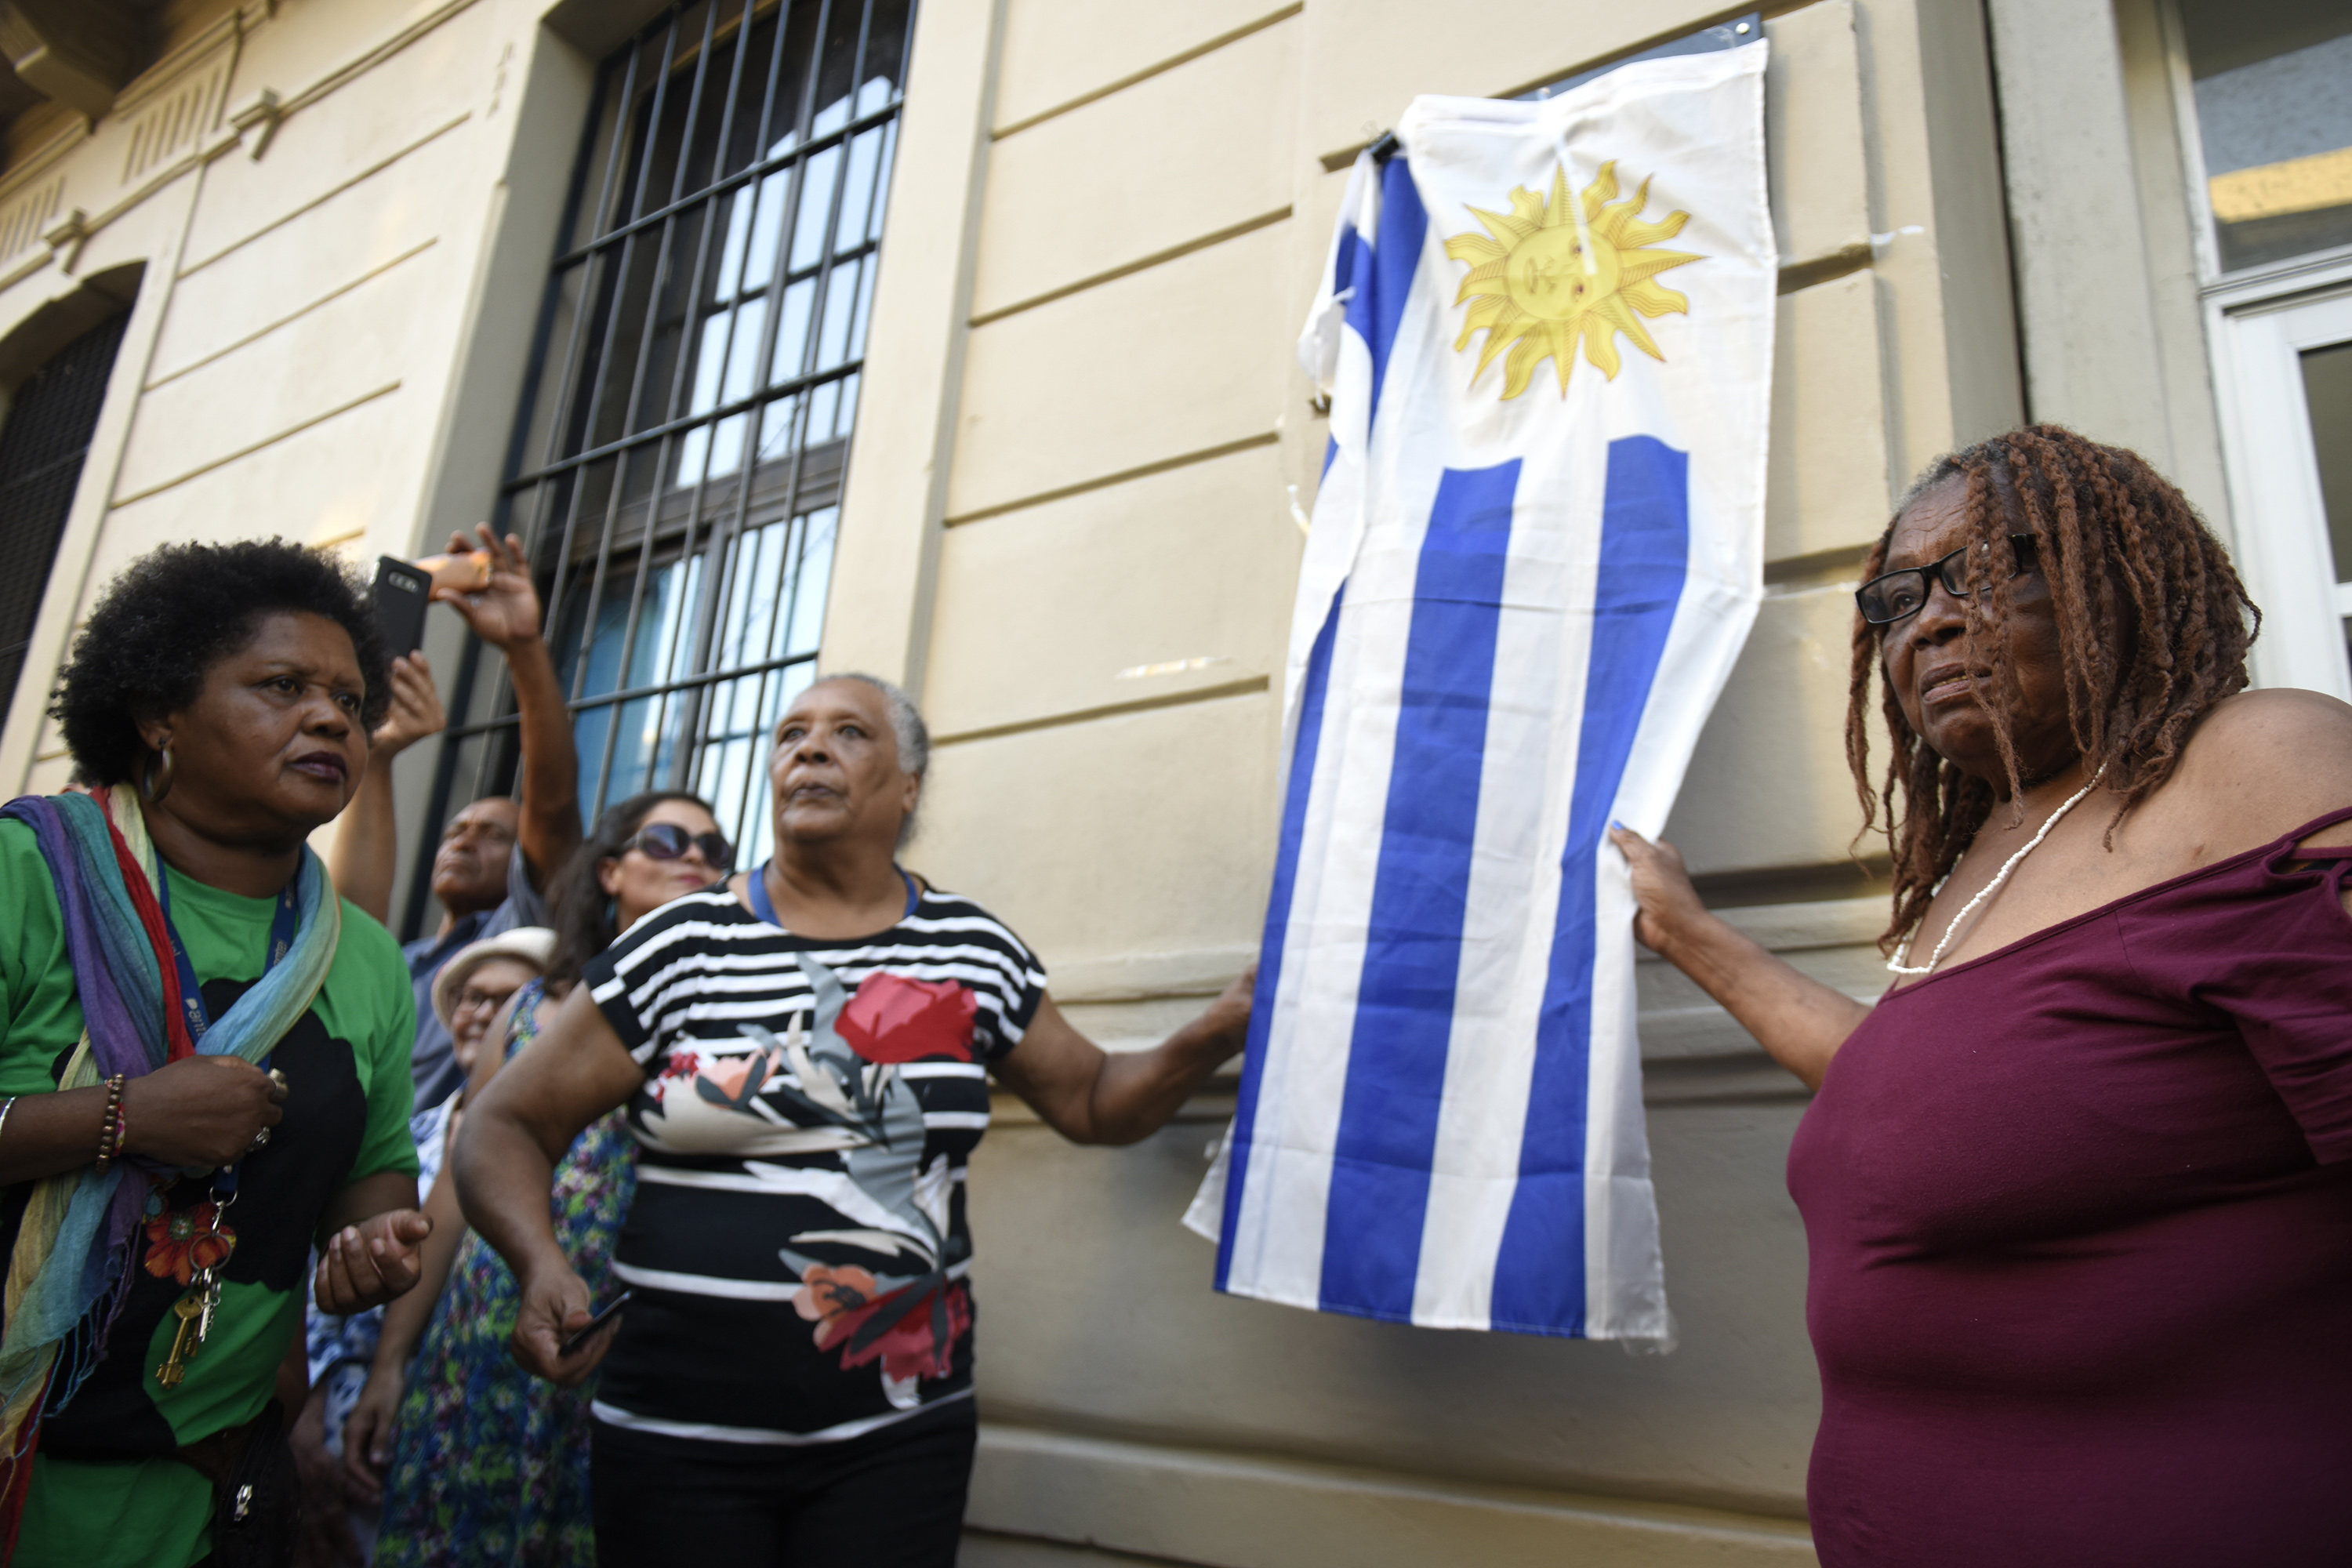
[0,0,2344,1563]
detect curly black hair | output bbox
[53,539,394,786]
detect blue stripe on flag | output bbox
[1490,436,1689,1336]
[1218,601,1343,1289]
[1319,459,1520,1321]
[1341,158,1427,422]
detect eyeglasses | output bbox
[623,822,735,873]
[453,984,521,1014]
[1856,534,2039,626]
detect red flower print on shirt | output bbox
[794,1265,971,1384]
[835,974,978,1064]
[793,1263,881,1327]
[143,1202,236,1287]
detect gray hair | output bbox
[810,672,929,844]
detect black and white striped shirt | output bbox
[583,882,1047,1445]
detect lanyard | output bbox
[154,867,298,1196]
[154,866,299,1051]
[746,862,918,927]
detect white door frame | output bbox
[2210,280,2352,699]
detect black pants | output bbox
[590,1402,976,1566]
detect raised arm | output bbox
[451,984,641,1385]
[325,652,446,925]
[1607,825,1869,1091]
[433,524,583,891]
[989,968,1254,1147]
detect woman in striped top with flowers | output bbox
[456,673,1253,1566]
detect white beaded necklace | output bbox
[1886,764,2107,978]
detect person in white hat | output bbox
[431,927,559,1085]
[302,927,557,1557]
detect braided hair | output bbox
[1845,425,2259,954]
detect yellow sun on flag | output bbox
[1446,160,1704,399]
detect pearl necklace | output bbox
[1886,764,2107,978]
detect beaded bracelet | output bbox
[95,1074,126,1174]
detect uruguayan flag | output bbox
[1187,44,1773,1341]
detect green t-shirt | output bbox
[0,818,418,1568]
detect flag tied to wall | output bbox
[1185,43,1774,1341]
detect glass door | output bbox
[2216,289,2352,697]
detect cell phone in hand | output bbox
[372,557,431,655]
[561,1289,633,1358]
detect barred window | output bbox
[417,0,909,925]
[0,310,130,725]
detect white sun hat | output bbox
[431,926,557,1030]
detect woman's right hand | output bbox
[511,1263,609,1387]
[1606,823,1711,956]
[341,1363,405,1501]
[122,1055,285,1167]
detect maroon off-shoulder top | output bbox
[1788,809,2352,1566]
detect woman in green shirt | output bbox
[0,540,430,1566]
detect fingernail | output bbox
[1610,820,1628,832]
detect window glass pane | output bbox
[789,145,842,272]
[2303,339,2352,584]
[2180,0,2352,271]
[435,0,902,898]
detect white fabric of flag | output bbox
[1185,44,1774,1341]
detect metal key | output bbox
[156,1294,203,1388]
[192,1269,220,1348]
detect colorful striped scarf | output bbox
[0,784,338,1544]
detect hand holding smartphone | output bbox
[561,1289,633,1358]
[372,547,496,655]
[371,557,430,655]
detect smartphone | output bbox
[371,557,430,655]
[561,1289,633,1358]
[413,550,493,593]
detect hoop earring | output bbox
[140,743,175,804]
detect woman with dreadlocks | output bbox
[1612,425,2352,1566]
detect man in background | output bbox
[329,523,583,1112]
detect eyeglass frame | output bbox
[621,822,736,873]
[1856,533,2041,627]
[452,981,526,1014]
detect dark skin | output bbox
[325,524,582,934]
[322,650,445,926]
[431,524,583,924]
[426,797,521,920]
[456,678,1255,1386]
[1610,476,2352,1090]
[3,612,430,1313]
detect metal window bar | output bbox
[404,0,912,938]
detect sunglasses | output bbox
[623,822,735,873]
[1856,533,2040,626]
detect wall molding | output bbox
[991,3,1301,142]
[967,1425,1816,1568]
[108,378,401,507]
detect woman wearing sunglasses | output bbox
[1610,426,2352,1565]
[456,673,1254,1566]
[354,793,728,1567]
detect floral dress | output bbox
[376,980,636,1567]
